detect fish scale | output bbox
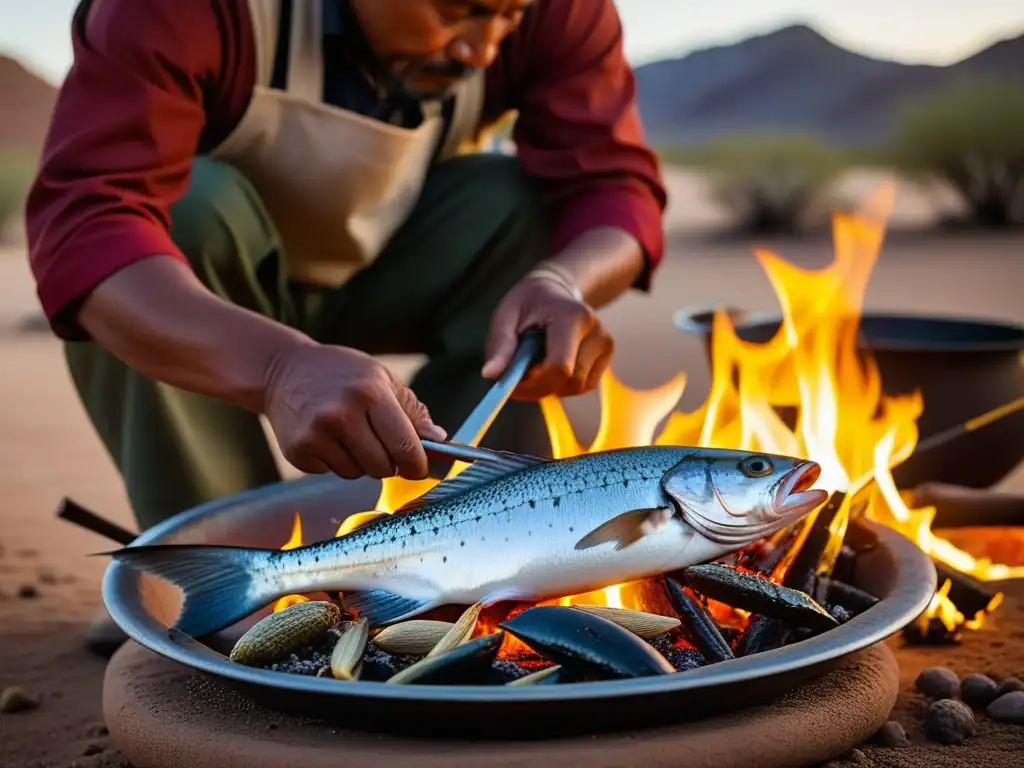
[103,445,828,636]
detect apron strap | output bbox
[438,70,486,159]
[285,0,325,103]
[245,0,283,88]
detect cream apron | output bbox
[209,0,486,286]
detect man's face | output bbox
[352,0,534,99]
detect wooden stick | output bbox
[56,497,137,545]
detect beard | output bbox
[384,58,478,101]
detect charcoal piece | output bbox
[359,644,422,682]
[682,564,838,633]
[932,560,1001,619]
[844,519,879,552]
[902,618,963,646]
[782,491,845,593]
[489,660,534,684]
[986,691,1024,724]
[961,673,999,708]
[664,577,734,663]
[386,633,505,685]
[500,606,675,680]
[995,676,1024,697]
[820,578,879,614]
[916,667,961,700]
[648,634,706,672]
[872,720,910,748]
[925,699,975,745]
[736,615,790,656]
[830,545,858,585]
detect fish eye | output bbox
[739,455,773,478]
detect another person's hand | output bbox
[482,267,613,400]
[263,343,446,480]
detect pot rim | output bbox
[101,473,937,710]
[673,306,1024,353]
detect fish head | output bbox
[660,449,828,549]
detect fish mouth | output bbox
[773,461,828,519]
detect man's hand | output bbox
[263,343,447,480]
[482,273,613,400]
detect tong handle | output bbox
[447,329,547,447]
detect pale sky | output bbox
[3,0,1023,84]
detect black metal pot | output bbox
[674,307,1024,490]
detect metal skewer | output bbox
[848,394,1024,499]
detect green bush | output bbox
[0,148,37,236]
[888,78,1024,228]
[658,133,849,234]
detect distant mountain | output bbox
[0,55,57,157]
[635,24,1024,148]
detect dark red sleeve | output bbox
[503,0,667,290]
[25,0,253,340]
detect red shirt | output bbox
[26,0,667,340]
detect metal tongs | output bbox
[421,330,545,466]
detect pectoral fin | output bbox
[342,590,439,626]
[574,507,676,551]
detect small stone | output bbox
[828,604,853,624]
[1,686,39,713]
[17,584,39,599]
[915,666,960,699]
[925,699,975,744]
[961,673,999,708]
[872,720,910,748]
[848,748,868,763]
[986,691,1024,724]
[81,743,104,756]
[996,676,1024,697]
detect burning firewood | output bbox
[681,564,838,633]
[664,577,735,664]
[735,615,790,656]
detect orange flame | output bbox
[273,181,1020,635]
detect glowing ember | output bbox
[272,181,1020,635]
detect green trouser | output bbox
[65,153,553,531]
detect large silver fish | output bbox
[104,445,827,637]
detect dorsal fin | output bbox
[396,448,549,513]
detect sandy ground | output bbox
[1,171,1023,767]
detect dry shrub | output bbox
[888,78,1024,228]
[0,148,37,237]
[661,133,848,234]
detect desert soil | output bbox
[2,172,1024,767]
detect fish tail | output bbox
[101,544,280,637]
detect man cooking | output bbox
[25,0,666,652]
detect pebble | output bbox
[872,720,910,748]
[828,604,853,624]
[925,698,976,745]
[960,672,999,708]
[995,676,1024,697]
[1,686,39,714]
[986,691,1024,724]
[915,666,961,699]
[17,584,39,599]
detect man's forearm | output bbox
[75,255,315,413]
[536,227,646,309]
